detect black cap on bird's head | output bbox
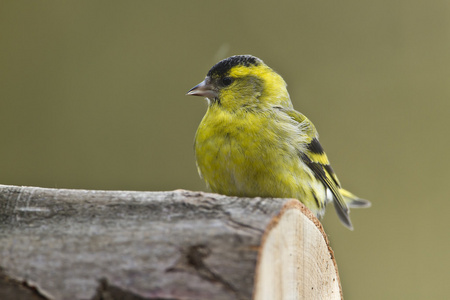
[206,55,262,78]
[186,55,263,99]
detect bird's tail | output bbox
[339,188,371,208]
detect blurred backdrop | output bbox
[1,1,449,299]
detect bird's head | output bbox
[187,55,291,111]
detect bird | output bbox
[187,55,370,230]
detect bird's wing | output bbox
[282,109,353,229]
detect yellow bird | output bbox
[187,55,370,229]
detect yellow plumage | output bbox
[187,55,370,229]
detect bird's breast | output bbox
[194,109,309,198]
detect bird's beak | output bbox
[186,78,217,99]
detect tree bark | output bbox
[0,184,341,300]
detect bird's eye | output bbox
[221,77,233,86]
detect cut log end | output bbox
[254,200,342,299]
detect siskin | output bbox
[187,55,370,229]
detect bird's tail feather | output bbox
[340,188,371,208]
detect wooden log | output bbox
[0,184,342,300]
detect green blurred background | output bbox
[1,1,449,299]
